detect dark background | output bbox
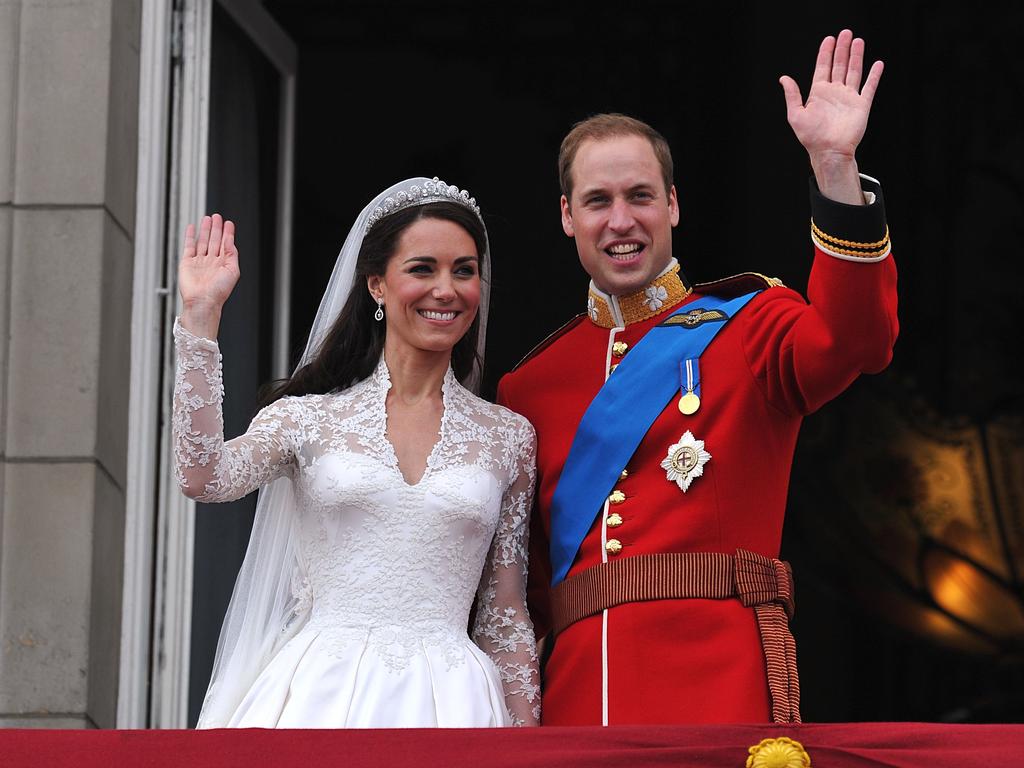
[248,0,1023,723]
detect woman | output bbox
[173,178,539,728]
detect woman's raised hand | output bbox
[178,213,240,338]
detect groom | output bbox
[497,30,897,725]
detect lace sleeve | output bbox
[172,318,300,503]
[471,416,540,726]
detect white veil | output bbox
[196,177,491,727]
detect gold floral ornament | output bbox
[745,737,811,768]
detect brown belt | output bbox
[549,550,801,724]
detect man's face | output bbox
[561,135,679,296]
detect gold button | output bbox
[608,489,626,505]
[605,539,623,554]
[609,363,619,374]
[606,513,623,528]
[619,468,629,480]
[612,341,629,357]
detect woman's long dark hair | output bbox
[259,201,487,407]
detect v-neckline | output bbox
[376,357,453,488]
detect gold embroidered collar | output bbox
[587,259,692,329]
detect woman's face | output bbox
[368,216,481,357]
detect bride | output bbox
[173,178,539,727]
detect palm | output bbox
[780,31,883,160]
[179,214,240,309]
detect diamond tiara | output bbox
[365,177,481,232]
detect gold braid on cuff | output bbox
[811,220,890,259]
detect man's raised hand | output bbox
[779,30,883,203]
[780,29,883,161]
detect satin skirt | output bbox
[220,626,511,728]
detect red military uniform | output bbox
[497,178,898,725]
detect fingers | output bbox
[860,59,884,104]
[846,36,865,90]
[190,214,237,259]
[778,75,804,115]
[831,29,853,84]
[208,213,223,258]
[220,219,236,259]
[195,215,212,258]
[813,30,879,97]
[183,223,196,259]
[812,35,835,83]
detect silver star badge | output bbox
[661,430,711,492]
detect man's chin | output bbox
[590,257,670,297]
[594,276,651,297]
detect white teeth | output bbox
[420,310,456,321]
[608,243,642,259]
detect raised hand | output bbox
[178,213,239,338]
[779,30,884,204]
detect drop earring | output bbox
[374,298,384,322]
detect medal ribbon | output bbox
[549,291,760,585]
[681,359,701,401]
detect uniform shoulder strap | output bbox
[510,314,587,372]
[694,272,785,297]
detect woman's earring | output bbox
[374,298,384,322]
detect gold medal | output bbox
[678,359,701,416]
[678,391,701,415]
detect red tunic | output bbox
[497,183,898,725]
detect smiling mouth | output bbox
[606,243,644,261]
[418,309,459,321]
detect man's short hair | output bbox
[558,113,674,200]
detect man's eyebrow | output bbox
[578,182,658,197]
[628,182,657,192]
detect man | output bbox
[497,30,897,725]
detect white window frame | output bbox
[121,0,295,729]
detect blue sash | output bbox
[549,291,759,585]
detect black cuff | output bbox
[809,175,890,260]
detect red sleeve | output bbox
[742,176,899,416]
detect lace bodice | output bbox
[173,320,540,725]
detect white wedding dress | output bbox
[172,321,540,727]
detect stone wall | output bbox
[0,0,140,729]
